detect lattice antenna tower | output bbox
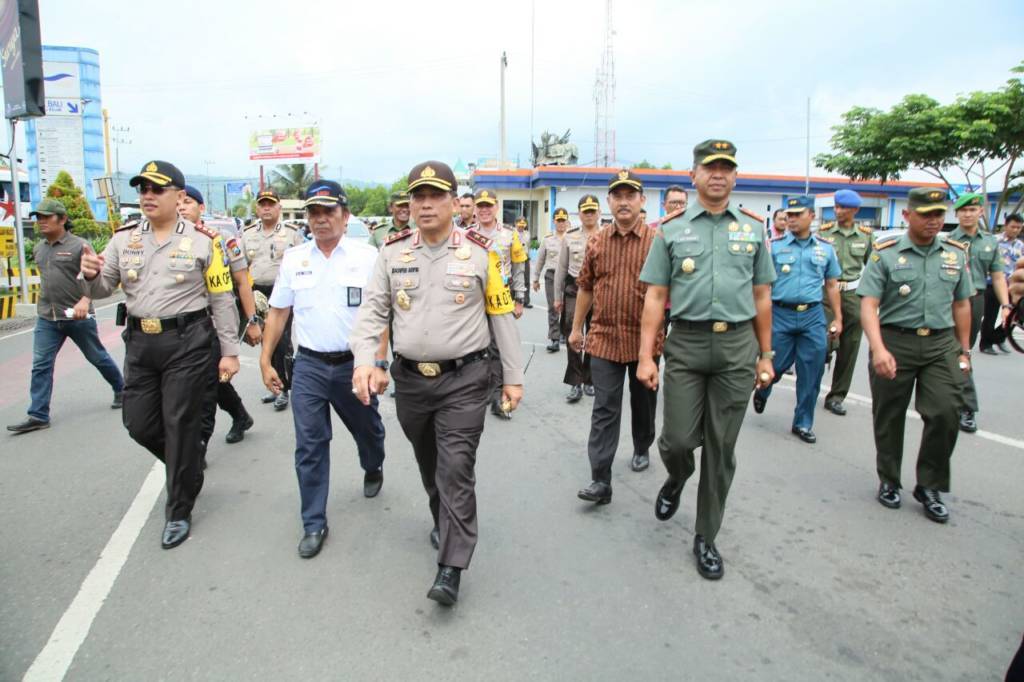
[593,0,616,167]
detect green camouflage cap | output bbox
[30,198,68,217]
[907,187,948,213]
[953,192,982,210]
[693,139,737,166]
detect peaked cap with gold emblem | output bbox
[407,160,457,192]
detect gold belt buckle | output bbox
[796,304,809,312]
[140,318,163,334]
[417,362,441,377]
[916,328,931,336]
[712,321,728,333]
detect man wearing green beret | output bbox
[368,191,413,249]
[948,192,1009,433]
[858,187,973,524]
[637,139,776,580]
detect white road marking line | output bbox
[0,301,122,342]
[777,376,1024,451]
[23,462,164,682]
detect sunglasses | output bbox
[136,183,178,196]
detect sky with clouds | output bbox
[26,0,1024,185]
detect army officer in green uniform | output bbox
[637,139,776,580]
[947,193,1009,433]
[858,187,973,524]
[368,191,413,249]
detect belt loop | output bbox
[176,313,186,337]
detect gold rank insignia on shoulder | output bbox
[870,253,880,262]
[455,245,471,260]
[396,289,412,310]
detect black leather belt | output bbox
[881,325,951,337]
[128,309,209,334]
[672,319,750,333]
[396,349,488,377]
[773,301,821,311]
[297,346,354,365]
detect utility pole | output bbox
[805,96,811,194]
[8,120,29,303]
[499,52,508,170]
[593,0,616,167]
[204,160,215,211]
[111,124,130,202]
[529,0,535,164]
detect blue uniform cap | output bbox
[834,189,862,208]
[183,185,204,205]
[784,195,814,213]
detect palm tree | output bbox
[268,164,326,199]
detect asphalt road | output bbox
[1,300,1021,681]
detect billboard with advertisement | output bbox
[0,0,44,119]
[248,126,320,162]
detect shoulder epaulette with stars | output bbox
[281,223,299,231]
[193,222,220,240]
[114,219,139,233]
[243,222,260,231]
[874,238,899,251]
[659,207,685,225]
[943,238,967,251]
[465,228,493,250]
[385,228,413,245]
[739,207,765,223]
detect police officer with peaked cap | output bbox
[637,139,776,580]
[80,160,241,549]
[858,187,973,523]
[533,208,570,352]
[351,160,524,606]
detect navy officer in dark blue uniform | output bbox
[753,195,842,443]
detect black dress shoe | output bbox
[427,565,461,606]
[490,398,512,420]
[655,479,684,521]
[565,385,583,403]
[791,426,816,444]
[693,535,723,580]
[430,527,440,550]
[959,410,977,433]
[111,391,124,409]
[546,340,560,352]
[912,486,949,524]
[630,452,650,472]
[298,527,328,558]
[752,390,767,414]
[225,412,254,444]
[877,482,901,509]
[273,391,290,411]
[260,392,276,404]
[577,480,612,505]
[980,346,998,355]
[6,417,50,434]
[823,399,846,416]
[583,384,595,397]
[364,469,383,498]
[161,517,191,549]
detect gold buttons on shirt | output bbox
[126,269,138,281]
[396,290,412,310]
[175,274,185,283]
[781,265,791,273]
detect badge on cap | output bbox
[146,162,158,173]
[421,166,436,178]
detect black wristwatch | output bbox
[374,359,390,370]
[960,349,971,357]
[245,314,261,327]
[514,295,525,304]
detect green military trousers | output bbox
[657,321,757,542]
[961,293,984,412]
[825,289,863,403]
[869,328,964,491]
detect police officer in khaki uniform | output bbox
[858,187,973,524]
[351,161,524,606]
[818,189,874,416]
[243,188,304,410]
[533,208,569,351]
[515,217,533,307]
[947,193,1010,433]
[553,195,601,401]
[368,191,413,249]
[80,160,240,549]
[637,140,777,580]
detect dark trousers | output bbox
[122,318,214,521]
[962,292,983,411]
[28,317,124,422]
[755,305,827,430]
[825,289,864,404]
[486,330,503,404]
[657,323,758,542]
[393,358,490,569]
[561,289,592,387]
[199,337,247,444]
[979,283,1007,349]
[522,259,531,306]
[543,270,559,340]
[869,329,962,491]
[254,283,293,392]
[587,356,659,483]
[290,352,386,533]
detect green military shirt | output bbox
[947,225,1002,291]
[816,221,873,281]
[368,219,415,249]
[640,202,776,322]
[857,233,973,329]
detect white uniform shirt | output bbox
[269,237,379,353]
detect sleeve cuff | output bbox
[220,341,241,357]
[502,369,525,386]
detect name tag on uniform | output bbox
[676,236,700,243]
[446,262,476,276]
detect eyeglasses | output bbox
[137,183,178,196]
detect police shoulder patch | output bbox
[739,207,765,223]
[658,207,685,225]
[385,227,413,245]
[465,228,493,250]
[193,222,219,240]
[114,219,140,233]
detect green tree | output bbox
[634,159,655,169]
[268,164,324,199]
[231,198,255,220]
[816,61,1024,224]
[45,171,102,237]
